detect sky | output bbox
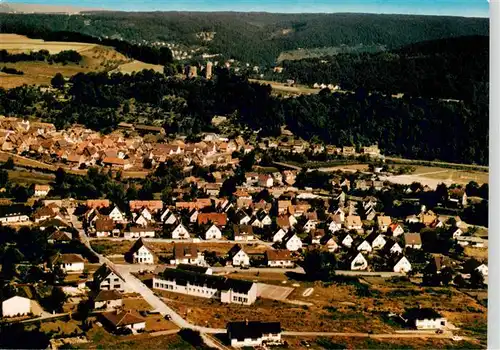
[5,0,490,17]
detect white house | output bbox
[341,233,354,248]
[189,209,199,223]
[303,218,317,233]
[328,220,342,233]
[154,269,257,305]
[452,228,464,239]
[393,256,412,273]
[404,233,422,249]
[389,223,405,237]
[228,245,250,267]
[227,321,282,348]
[265,250,294,268]
[160,208,171,222]
[273,228,287,243]
[123,226,156,239]
[34,184,51,197]
[345,215,363,231]
[164,212,177,225]
[50,253,85,273]
[321,237,339,252]
[204,224,222,240]
[350,253,368,271]
[283,232,303,252]
[106,206,126,223]
[93,290,123,310]
[170,223,190,239]
[356,240,372,253]
[476,264,488,276]
[368,233,387,250]
[389,242,403,255]
[93,264,129,292]
[134,214,149,227]
[0,205,30,224]
[2,295,43,318]
[171,243,206,266]
[404,308,447,330]
[127,238,155,264]
[377,216,391,232]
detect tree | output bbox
[0,169,8,188]
[469,269,485,289]
[76,299,93,329]
[3,157,14,170]
[51,73,65,89]
[44,287,67,313]
[440,266,454,286]
[302,249,337,281]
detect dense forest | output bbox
[0,68,488,165]
[0,12,489,64]
[271,36,488,101]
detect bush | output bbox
[178,328,204,347]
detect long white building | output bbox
[152,268,257,305]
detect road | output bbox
[116,263,406,278]
[88,236,275,247]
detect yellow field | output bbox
[0,34,131,89]
[0,34,97,54]
[399,166,489,184]
[112,60,164,74]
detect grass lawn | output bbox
[7,169,55,185]
[39,319,83,336]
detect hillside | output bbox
[0,2,102,13]
[0,34,130,89]
[0,12,489,65]
[271,35,488,101]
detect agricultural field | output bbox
[111,60,164,74]
[0,34,130,88]
[6,169,54,185]
[249,79,319,95]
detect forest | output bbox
[0,12,489,65]
[0,67,488,165]
[269,36,489,101]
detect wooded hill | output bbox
[0,12,489,65]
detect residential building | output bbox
[283,232,303,252]
[49,253,85,273]
[93,290,123,310]
[233,225,255,241]
[393,256,412,273]
[198,213,227,227]
[228,245,250,267]
[93,264,128,292]
[377,216,391,232]
[177,264,213,275]
[101,310,146,332]
[0,204,30,224]
[404,233,422,249]
[2,295,43,318]
[171,243,205,266]
[403,308,447,330]
[351,252,368,271]
[227,321,282,348]
[345,215,362,231]
[127,238,155,264]
[34,184,51,197]
[273,228,287,243]
[204,224,223,240]
[265,250,294,268]
[389,223,405,237]
[170,223,190,239]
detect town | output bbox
[0,119,488,348]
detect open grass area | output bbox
[86,324,191,349]
[7,169,54,185]
[283,335,482,350]
[249,78,319,95]
[123,295,153,312]
[0,34,96,54]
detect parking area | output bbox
[257,283,294,300]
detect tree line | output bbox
[0,49,83,64]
